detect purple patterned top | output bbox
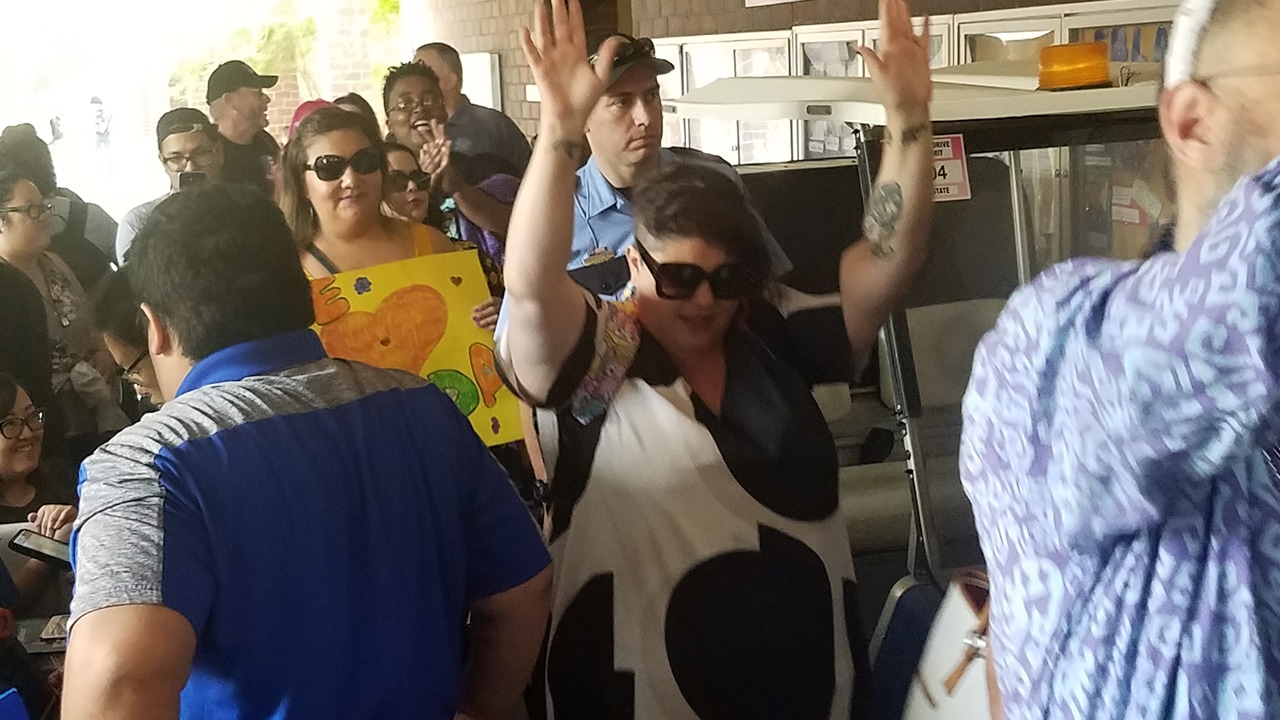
[961,157,1280,719]
[457,173,520,268]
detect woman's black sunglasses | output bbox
[385,169,431,192]
[635,241,755,300]
[306,147,382,182]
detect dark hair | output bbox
[0,125,56,196]
[280,106,386,249]
[0,373,17,419]
[631,161,772,293]
[0,169,30,208]
[91,269,148,349]
[334,92,379,124]
[129,183,315,361]
[416,43,464,83]
[381,62,441,113]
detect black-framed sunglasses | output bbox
[0,202,54,220]
[0,409,44,440]
[306,147,382,182]
[590,34,656,66]
[635,241,756,300]
[385,169,431,192]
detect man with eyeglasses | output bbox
[382,62,517,238]
[61,184,551,720]
[115,108,224,264]
[568,34,793,300]
[207,61,278,196]
[960,0,1280,717]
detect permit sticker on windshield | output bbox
[932,134,971,203]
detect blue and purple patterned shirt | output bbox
[960,157,1280,719]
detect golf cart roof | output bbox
[665,61,1161,125]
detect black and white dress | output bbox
[499,294,874,719]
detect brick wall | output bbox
[314,0,403,140]
[267,74,304,142]
[168,0,400,147]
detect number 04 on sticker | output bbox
[932,134,972,202]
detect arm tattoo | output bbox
[883,122,930,147]
[863,182,904,259]
[552,139,589,164]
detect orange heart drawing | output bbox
[319,285,449,374]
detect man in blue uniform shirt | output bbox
[568,35,793,298]
[61,184,552,720]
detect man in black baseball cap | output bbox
[116,108,224,263]
[207,60,279,196]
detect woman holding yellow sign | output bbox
[280,106,501,331]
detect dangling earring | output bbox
[621,281,637,301]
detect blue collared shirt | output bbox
[570,148,793,298]
[73,329,550,720]
[448,95,531,177]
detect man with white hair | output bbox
[961,0,1280,717]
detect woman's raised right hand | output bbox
[519,0,622,134]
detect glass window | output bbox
[800,39,862,78]
[735,46,792,165]
[654,43,685,148]
[869,29,950,68]
[797,39,863,160]
[680,40,793,165]
[1069,22,1173,63]
[1015,139,1174,274]
[684,44,739,164]
[964,28,1057,62]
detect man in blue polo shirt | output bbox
[61,184,552,720]
[569,34,793,297]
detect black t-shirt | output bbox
[220,130,279,195]
[0,464,77,525]
[0,264,64,457]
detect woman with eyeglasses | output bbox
[92,269,164,407]
[0,373,77,617]
[382,63,519,239]
[0,169,124,465]
[499,0,934,716]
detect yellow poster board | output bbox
[309,250,521,446]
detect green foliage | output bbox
[371,0,401,29]
[167,0,318,106]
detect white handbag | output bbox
[903,570,999,720]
